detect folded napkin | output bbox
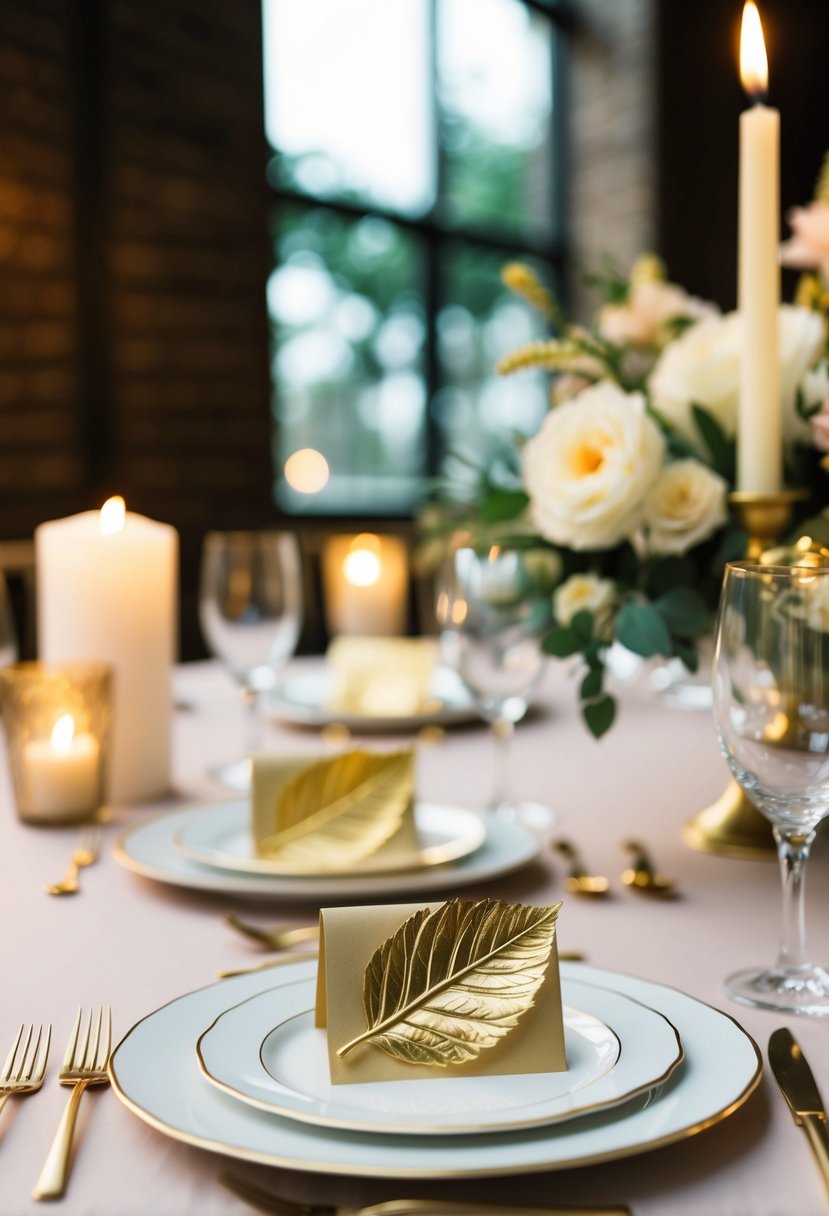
[250,749,418,873]
[325,636,438,716]
[315,899,566,1085]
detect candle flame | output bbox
[344,534,383,588]
[740,1,768,99]
[51,713,76,755]
[99,495,126,535]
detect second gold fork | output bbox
[45,826,101,896]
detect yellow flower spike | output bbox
[496,339,583,376]
[630,254,666,285]
[501,262,559,324]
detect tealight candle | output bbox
[0,662,112,825]
[22,714,101,819]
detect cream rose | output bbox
[522,380,665,550]
[553,574,616,635]
[598,279,715,349]
[648,305,825,450]
[643,459,728,556]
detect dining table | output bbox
[2,654,829,1216]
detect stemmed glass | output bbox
[439,543,554,831]
[199,531,302,790]
[712,560,829,1014]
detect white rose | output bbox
[649,305,825,450]
[553,574,616,633]
[644,459,728,556]
[598,280,716,348]
[522,380,665,550]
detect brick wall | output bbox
[566,0,657,320]
[0,0,274,657]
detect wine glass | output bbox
[712,560,829,1015]
[439,543,554,831]
[199,531,302,789]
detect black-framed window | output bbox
[263,0,567,516]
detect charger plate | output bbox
[268,667,477,732]
[172,801,487,878]
[109,960,761,1178]
[196,972,683,1135]
[113,806,538,901]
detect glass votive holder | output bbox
[0,662,113,825]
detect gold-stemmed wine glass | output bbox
[712,560,829,1014]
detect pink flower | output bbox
[810,398,829,453]
[780,202,829,280]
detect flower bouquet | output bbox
[423,160,829,738]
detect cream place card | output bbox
[325,637,437,717]
[315,898,565,1085]
[250,749,418,873]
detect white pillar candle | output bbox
[22,714,101,819]
[322,534,408,637]
[36,498,178,803]
[737,0,781,494]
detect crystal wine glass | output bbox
[199,531,302,790]
[712,560,829,1015]
[439,543,554,831]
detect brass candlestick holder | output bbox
[683,488,809,859]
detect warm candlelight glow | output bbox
[344,535,383,588]
[740,1,768,99]
[99,495,126,536]
[284,448,330,494]
[51,713,75,755]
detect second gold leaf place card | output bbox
[251,749,418,875]
[315,898,566,1085]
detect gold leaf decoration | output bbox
[256,749,413,873]
[337,898,561,1067]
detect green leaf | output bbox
[672,638,699,673]
[583,695,616,739]
[614,602,672,657]
[543,628,583,658]
[645,556,697,599]
[654,587,710,639]
[570,610,594,643]
[480,489,530,525]
[580,667,603,699]
[691,404,736,481]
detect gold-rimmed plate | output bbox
[172,801,486,878]
[109,960,762,1179]
[195,970,684,1136]
[113,805,540,902]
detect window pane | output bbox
[438,0,555,239]
[263,0,435,216]
[435,244,551,478]
[271,205,428,514]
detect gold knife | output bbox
[768,1027,829,1198]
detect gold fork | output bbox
[0,1024,51,1117]
[44,827,101,896]
[224,912,320,950]
[32,1006,111,1201]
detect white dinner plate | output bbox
[113,805,540,901]
[172,801,487,878]
[196,971,683,1135]
[268,667,478,732]
[109,960,761,1178]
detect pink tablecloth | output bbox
[2,658,829,1216]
